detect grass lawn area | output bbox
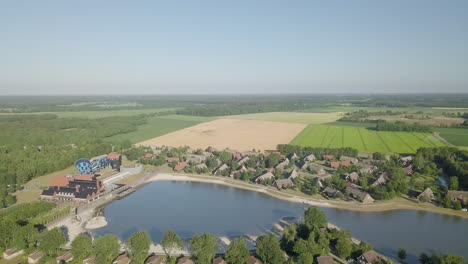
[291,125,446,154]
[104,115,213,144]
[435,127,468,146]
[220,112,342,124]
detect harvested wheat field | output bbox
[137,118,307,151]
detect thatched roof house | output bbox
[317,256,336,264]
[346,186,374,204]
[417,187,435,202]
[370,172,390,187]
[323,186,340,198]
[145,255,166,264]
[213,164,229,175]
[238,156,250,165]
[195,163,207,170]
[275,158,290,170]
[255,171,275,183]
[340,156,358,164]
[177,257,194,264]
[212,257,227,264]
[28,251,45,264]
[288,169,299,180]
[273,179,294,190]
[304,154,316,162]
[346,172,360,182]
[246,256,263,264]
[447,190,468,203]
[358,250,380,264]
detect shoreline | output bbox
[147,172,468,219]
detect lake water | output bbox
[95,181,468,263]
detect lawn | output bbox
[220,112,342,124]
[435,127,468,147]
[291,125,447,153]
[104,115,212,144]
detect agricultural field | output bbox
[104,115,212,144]
[137,118,306,152]
[221,112,342,124]
[291,125,446,153]
[435,127,468,147]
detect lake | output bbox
[94,181,468,263]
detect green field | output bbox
[291,125,446,153]
[221,112,342,124]
[435,127,468,146]
[104,115,213,144]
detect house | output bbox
[346,172,360,183]
[403,165,414,175]
[304,153,316,162]
[112,254,131,264]
[230,170,241,178]
[195,163,207,170]
[3,248,24,260]
[447,190,468,204]
[309,164,326,175]
[82,256,96,264]
[41,179,104,204]
[49,174,96,188]
[299,161,310,170]
[203,151,214,158]
[359,165,377,175]
[186,154,206,164]
[288,169,299,180]
[417,187,435,201]
[346,186,375,204]
[238,156,250,165]
[214,164,229,175]
[144,153,153,159]
[212,257,227,264]
[145,255,166,264]
[56,251,74,263]
[232,152,242,160]
[266,168,275,173]
[323,154,334,161]
[370,172,390,188]
[358,250,380,264]
[340,160,351,167]
[400,156,413,164]
[177,257,194,264]
[246,256,263,264]
[167,157,180,163]
[317,256,336,264]
[174,162,189,172]
[275,158,289,170]
[255,171,275,183]
[340,156,358,164]
[330,161,340,169]
[28,251,45,264]
[289,153,298,160]
[108,152,122,171]
[322,186,340,198]
[273,179,294,190]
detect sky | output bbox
[0,0,467,95]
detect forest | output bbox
[376,122,433,133]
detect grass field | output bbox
[221,112,342,124]
[104,115,213,144]
[435,127,468,146]
[291,125,446,153]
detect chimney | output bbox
[75,185,80,193]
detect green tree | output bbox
[454,201,462,210]
[225,237,250,264]
[161,230,183,263]
[444,196,453,208]
[303,208,327,230]
[93,234,120,264]
[71,234,92,262]
[39,227,66,256]
[335,236,352,259]
[127,230,151,264]
[449,176,459,190]
[190,234,219,264]
[398,248,407,263]
[256,234,284,264]
[443,254,466,264]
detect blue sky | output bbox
[1,0,467,95]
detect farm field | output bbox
[291,125,446,153]
[104,115,212,144]
[137,118,307,151]
[435,127,468,147]
[221,112,342,124]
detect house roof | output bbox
[324,155,334,160]
[212,257,227,264]
[108,152,121,160]
[274,179,294,189]
[370,172,389,187]
[144,153,153,158]
[83,256,97,264]
[4,248,21,256]
[346,186,374,203]
[175,162,189,171]
[360,250,380,263]
[317,256,336,264]
[275,158,289,170]
[340,160,351,167]
[288,169,298,179]
[28,251,45,260]
[447,190,468,201]
[323,186,339,196]
[113,254,131,264]
[304,153,316,161]
[346,172,360,181]
[49,175,72,187]
[256,171,275,182]
[340,156,358,163]
[56,251,73,262]
[418,187,435,199]
[177,257,194,264]
[167,157,180,163]
[246,256,263,264]
[330,161,340,168]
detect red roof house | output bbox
[167,157,180,163]
[108,152,121,160]
[324,155,334,161]
[341,160,351,167]
[144,153,153,159]
[330,161,340,169]
[174,162,189,172]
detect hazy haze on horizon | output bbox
[1,0,467,95]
